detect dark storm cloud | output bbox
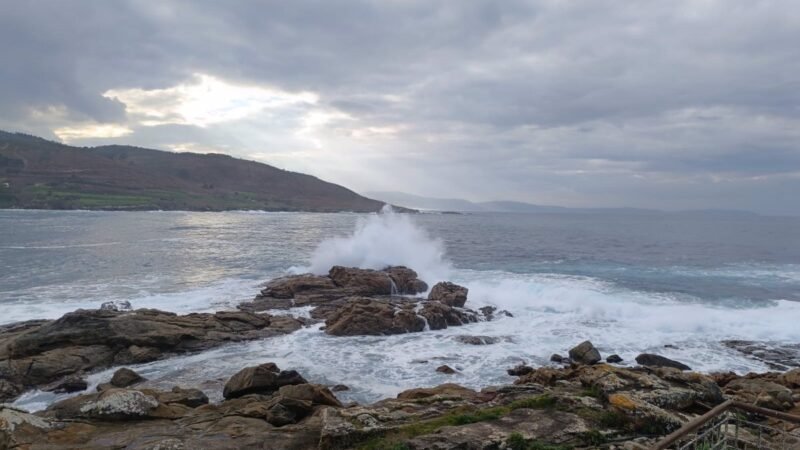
[0,0,799,214]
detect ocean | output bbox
[2,208,799,410]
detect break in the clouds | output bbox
[1,1,799,214]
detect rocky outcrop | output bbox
[0,308,303,403]
[323,297,479,337]
[223,362,308,399]
[427,281,468,308]
[4,359,800,450]
[240,266,429,314]
[635,353,691,371]
[3,367,337,450]
[569,340,602,365]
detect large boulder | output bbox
[635,354,691,371]
[110,367,145,388]
[569,341,601,365]
[46,388,160,420]
[418,301,478,329]
[427,282,468,308]
[223,362,307,399]
[328,266,394,295]
[278,384,342,407]
[260,274,337,299]
[384,266,429,294]
[324,298,425,336]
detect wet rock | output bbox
[0,308,301,402]
[427,281,469,307]
[710,371,739,387]
[278,384,342,407]
[550,353,564,363]
[99,300,132,312]
[155,386,209,407]
[607,354,623,364]
[328,266,394,295]
[724,377,795,411]
[569,341,601,365]
[324,297,425,336]
[223,362,307,399]
[44,375,88,394]
[260,274,337,299]
[436,365,457,374]
[110,367,145,388]
[723,340,800,371]
[384,266,429,294]
[418,301,479,330]
[454,335,502,345]
[507,364,534,376]
[331,384,350,392]
[635,353,691,371]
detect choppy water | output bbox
[2,209,799,411]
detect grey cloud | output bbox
[0,0,799,214]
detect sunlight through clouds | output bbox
[103,74,318,127]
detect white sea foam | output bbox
[0,277,257,325]
[292,205,451,284]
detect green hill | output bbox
[0,131,391,212]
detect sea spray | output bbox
[294,205,452,284]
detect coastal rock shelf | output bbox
[0,309,304,403]
[3,361,799,449]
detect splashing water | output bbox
[294,205,452,284]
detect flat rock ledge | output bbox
[0,308,304,403]
[4,363,798,449]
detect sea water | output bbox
[2,208,799,411]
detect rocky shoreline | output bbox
[2,266,799,449]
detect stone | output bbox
[724,378,795,411]
[223,363,307,399]
[383,266,429,294]
[507,364,534,376]
[436,365,457,374]
[550,354,564,363]
[418,301,478,330]
[156,386,209,407]
[260,274,337,299]
[278,383,342,407]
[427,282,469,308]
[47,388,159,420]
[110,367,145,388]
[607,354,624,364]
[778,368,800,388]
[328,266,394,295]
[635,354,691,371]
[44,375,88,394]
[454,335,502,345]
[569,341,601,365]
[324,297,425,336]
[99,300,132,312]
[331,384,350,392]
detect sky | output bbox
[1,1,799,215]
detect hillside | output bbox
[0,131,391,212]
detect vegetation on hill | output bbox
[0,131,391,212]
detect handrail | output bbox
[651,400,800,449]
[652,400,733,449]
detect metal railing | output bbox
[652,400,800,449]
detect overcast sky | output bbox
[1,1,798,214]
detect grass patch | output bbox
[356,395,561,450]
[580,385,604,399]
[505,432,573,450]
